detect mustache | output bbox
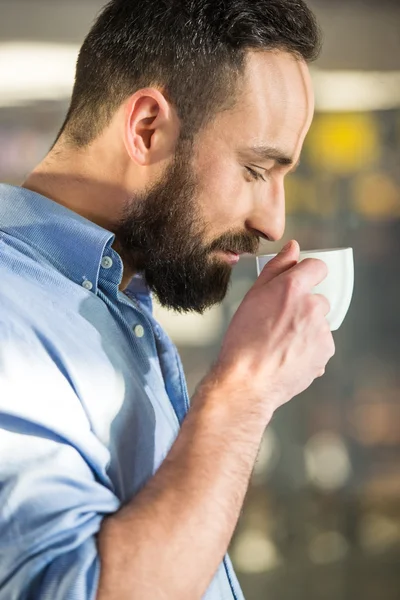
[208,231,260,255]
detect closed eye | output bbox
[245,166,266,182]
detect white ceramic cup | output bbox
[256,247,354,331]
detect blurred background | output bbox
[1,0,400,598]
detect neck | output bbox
[22,138,136,288]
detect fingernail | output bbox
[281,241,292,253]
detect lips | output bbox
[215,249,240,264]
[218,249,239,255]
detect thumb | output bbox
[258,240,300,285]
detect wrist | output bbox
[193,361,275,429]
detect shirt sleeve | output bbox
[0,321,121,600]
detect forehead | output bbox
[217,50,315,156]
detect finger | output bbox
[257,240,300,285]
[284,257,328,291]
[312,293,331,316]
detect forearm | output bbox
[96,371,270,600]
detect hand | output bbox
[215,240,335,415]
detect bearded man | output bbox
[0,1,334,598]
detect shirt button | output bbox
[134,325,145,338]
[101,256,113,269]
[82,280,93,291]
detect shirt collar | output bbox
[125,273,153,313]
[0,183,115,294]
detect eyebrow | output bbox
[239,145,300,171]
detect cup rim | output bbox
[257,247,352,259]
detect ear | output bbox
[123,88,179,166]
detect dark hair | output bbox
[58,0,321,147]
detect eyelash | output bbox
[245,166,266,182]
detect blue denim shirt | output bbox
[0,184,244,600]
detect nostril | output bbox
[249,229,272,242]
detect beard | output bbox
[115,139,260,313]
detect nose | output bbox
[246,178,286,242]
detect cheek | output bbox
[196,160,251,230]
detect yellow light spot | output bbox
[306,113,380,174]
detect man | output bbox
[0,0,334,598]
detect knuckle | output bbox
[308,293,319,309]
[322,320,331,336]
[320,294,331,314]
[312,293,331,316]
[305,294,321,316]
[284,273,302,296]
[325,299,331,316]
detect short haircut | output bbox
[57,0,321,147]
